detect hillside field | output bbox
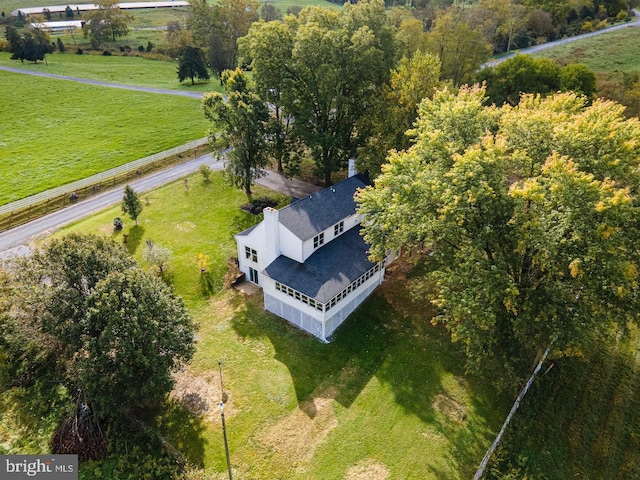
[0,51,221,93]
[27,171,507,479]
[533,26,640,79]
[0,65,209,205]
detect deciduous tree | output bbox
[7,27,54,63]
[358,50,443,177]
[477,55,596,106]
[203,68,270,201]
[242,0,396,185]
[2,234,195,435]
[357,87,640,385]
[82,0,133,47]
[425,9,492,86]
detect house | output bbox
[235,166,398,342]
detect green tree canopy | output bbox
[121,185,143,225]
[187,0,259,78]
[82,0,133,47]
[424,8,493,86]
[2,234,195,433]
[7,27,54,64]
[241,0,396,185]
[202,68,270,201]
[357,50,443,177]
[477,55,597,106]
[177,45,210,84]
[357,86,640,384]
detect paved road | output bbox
[0,65,204,99]
[0,154,321,254]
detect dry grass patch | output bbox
[261,383,339,465]
[432,393,467,424]
[344,459,390,480]
[171,369,235,424]
[175,221,196,232]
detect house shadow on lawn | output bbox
[230,262,505,478]
[230,291,401,412]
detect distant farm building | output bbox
[12,1,189,17]
[29,20,84,32]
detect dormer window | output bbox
[313,233,324,249]
[334,221,344,237]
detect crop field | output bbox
[0,67,210,205]
[34,171,507,479]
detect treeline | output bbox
[178,0,603,190]
[379,0,638,54]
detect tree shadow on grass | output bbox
[123,225,145,255]
[200,272,221,297]
[151,399,207,468]
[482,342,640,480]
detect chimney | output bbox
[348,158,357,178]
[263,207,280,265]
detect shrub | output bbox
[199,163,211,182]
[241,197,278,215]
[113,217,123,231]
[137,45,144,52]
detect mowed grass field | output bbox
[534,26,640,79]
[0,51,221,93]
[0,65,210,206]
[33,171,507,479]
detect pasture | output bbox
[0,66,210,205]
[30,171,506,479]
[0,51,221,93]
[533,26,640,79]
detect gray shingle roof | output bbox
[278,174,370,241]
[235,223,258,237]
[262,227,376,303]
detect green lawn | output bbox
[39,171,507,479]
[0,51,220,93]
[0,66,211,206]
[533,26,640,79]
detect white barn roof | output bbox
[12,1,189,17]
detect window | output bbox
[313,233,325,249]
[334,221,344,237]
[245,246,257,263]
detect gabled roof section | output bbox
[235,223,259,237]
[262,227,376,303]
[278,174,370,241]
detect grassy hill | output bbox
[1,172,509,479]
[0,62,210,205]
[532,25,640,103]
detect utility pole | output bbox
[218,361,232,480]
